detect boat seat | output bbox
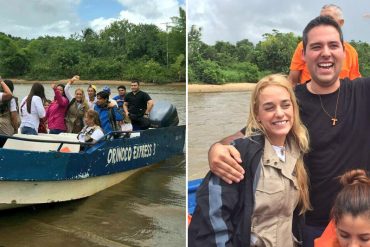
[3,134,80,153]
[47,133,80,153]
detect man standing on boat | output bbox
[113,85,126,110]
[123,80,154,131]
[94,91,123,133]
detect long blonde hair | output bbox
[74,88,89,109]
[246,74,311,213]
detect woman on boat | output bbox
[0,79,19,135]
[19,83,46,135]
[38,99,51,134]
[188,74,311,247]
[64,75,89,133]
[86,84,97,110]
[46,83,69,134]
[315,169,370,247]
[77,109,104,143]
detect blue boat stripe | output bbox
[208,176,228,247]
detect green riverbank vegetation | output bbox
[189,25,370,84]
[0,8,185,84]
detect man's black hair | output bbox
[97,91,109,100]
[117,85,126,90]
[302,15,344,54]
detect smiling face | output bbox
[336,214,370,247]
[303,25,344,90]
[96,95,107,106]
[87,87,96,98]
[75,89,84,102]
[56,85,64,95]
[256,85,294,146]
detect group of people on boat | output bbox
[189,5,370,247]
[0,75,154,144]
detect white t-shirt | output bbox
[64,83,74,102]
[0,98,18,113]
[9,98,17,112]
[86,96,97,110]
[20,96,46,130]
[78,126,104,142]
[0,92,3,102]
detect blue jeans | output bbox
[49,129,65,134]
[21,126,38,135]
[302,223,325,247]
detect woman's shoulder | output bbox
[233,134,264,149]
[232,134,265,167]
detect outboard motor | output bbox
[149,101,179,128]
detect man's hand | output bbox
[208,142,244,184]
[107,102,115,108]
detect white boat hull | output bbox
[0,167,145,210]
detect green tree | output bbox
[188,25,203,63]
[0,9,186,83]
[2,52,30,76]
[0,35,18,76]
[350,40,370,77]
[254,30,299,74]
[236,39,254,62]
[168,7,186,63]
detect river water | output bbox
[188,91,251,180]
[0,83,185,247]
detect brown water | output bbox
[188,91,251,180]
[0,84,185,247]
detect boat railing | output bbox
[0,129,145,153]
[103,130,141,140]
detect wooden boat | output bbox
[0,102,185,210]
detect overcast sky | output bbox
[0,0,184,39]
[188,0,370,45]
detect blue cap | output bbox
[102,86,111,94]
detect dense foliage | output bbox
[189,25,370,84]
[0,8,186,84]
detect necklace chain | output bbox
[318,86,341,126]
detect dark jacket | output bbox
[188,135,264,247]
[94,104,123,133]
[188,135,303,247]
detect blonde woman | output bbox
[64,76,89,133]
[188,74,311,247]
